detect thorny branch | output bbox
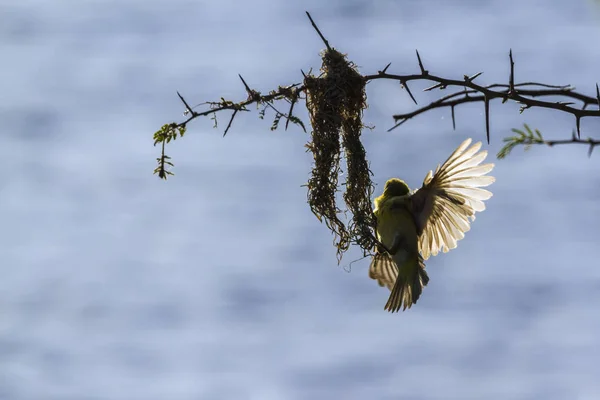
[155,48,600,179]
[364,50,600,144]
[152,78,306,179]
[371,51,600,159]
[152,11,600,260]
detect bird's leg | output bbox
[374,233,405,256]
[387,232,405,255]
[377,233,404,256]
[374,235,391,254]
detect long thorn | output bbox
[381,62,392,74]
[508,49,515,94]
[424,82,444,92]
[465,72,483,82]
[238,74,252,93]
[484,97,490,144]
[387,118,408,132]
[402,81,418,105]
[177,91,194,115]
[416,50,427,75]
[223,109,238,137]
[305,12,331,51]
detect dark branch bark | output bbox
[364,50,600,141]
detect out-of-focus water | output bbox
[2,0,600,399]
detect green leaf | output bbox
[271,114,282,131]
[498,124,545,159]
[288,115,307,132]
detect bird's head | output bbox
[383,178,410,197]
[374,178,410,211]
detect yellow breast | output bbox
[375,196,419,259]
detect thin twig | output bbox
[305,11,332,51]
[498,124,600,159]
[527,135,599,158]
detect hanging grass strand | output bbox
[304,48,377,261]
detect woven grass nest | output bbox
[304,48,377,261]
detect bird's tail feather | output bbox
[384,255,429,313]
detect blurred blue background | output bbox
[2,0,600,399]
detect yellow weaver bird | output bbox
[369,138,495,312]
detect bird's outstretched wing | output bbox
[410,138,495,260]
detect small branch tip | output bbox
[305,11,332,51]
